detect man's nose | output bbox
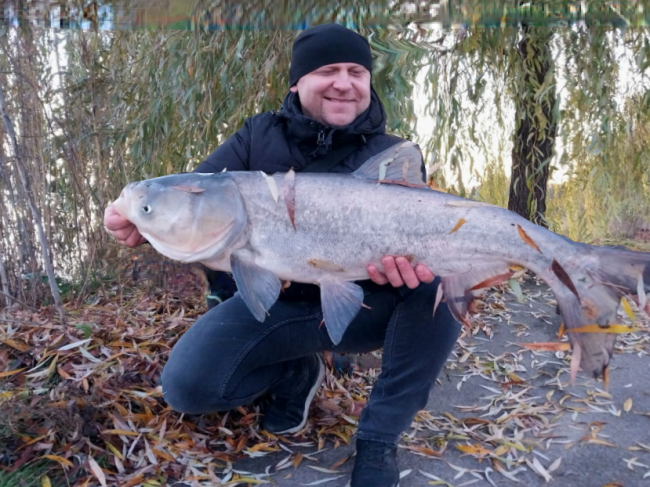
[332,72,353,90]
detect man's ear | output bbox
[290,85,298,93]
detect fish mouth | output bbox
[109,193,129,219]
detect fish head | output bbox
[110,174,247,263]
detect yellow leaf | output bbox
[621,297,635,321]
[2,339,31,351]
[103,429,139,436]
[496,439,531,452]
[152,448,175,462]
[494,445,510,456]
[456,444,491,456]
[0,367,26,378]
[106,443,124,460]
[570,324,640,334]
[449,218,467,234]
[41,475,51,487]
[247,442,279,452]
[624,398,633,413]
[586,438,617,447]
[292,452,304,468]
[43,454,74,468]
[232,478,266,485]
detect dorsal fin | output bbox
[352,140,428,187]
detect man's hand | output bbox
[103,205,147,248]
[367,256,434,289]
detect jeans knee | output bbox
[161,363,220,414]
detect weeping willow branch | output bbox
[0,77,65,324]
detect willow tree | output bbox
[508,22,557,227]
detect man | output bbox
[104,23,461,487]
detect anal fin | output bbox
[441,263,515,327]
[230,250,281,322]
[319,277,364,345]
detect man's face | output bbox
[290,62,371,127]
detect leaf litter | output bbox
[0,262,649,486]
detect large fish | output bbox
[108,141,650,382]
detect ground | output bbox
[0,257,649,487]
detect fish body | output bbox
[110,142,650,381]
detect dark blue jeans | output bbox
[161,278,461,444]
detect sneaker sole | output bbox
[273,355,325,435]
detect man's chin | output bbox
[323,113,356,127]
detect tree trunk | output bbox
[0,77,65,323]
[508,23,557,228]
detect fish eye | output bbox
[142,205,152,214]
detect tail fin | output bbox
[554,244,650,381]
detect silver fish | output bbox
[109,141,650,382]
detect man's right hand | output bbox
[104,205,147,248]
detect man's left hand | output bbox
[367,256,435,289]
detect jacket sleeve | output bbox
[193,119,252,173]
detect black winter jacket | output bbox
[193,86,421,302]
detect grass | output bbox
[0,460,55,487]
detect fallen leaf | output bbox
[517,225,542,253]
[2,339,31,351]
[517,342,571,352]
[261,171,279,202]
[570,324,640,334]
[624,398,633,413]
[43,454,74,468]
[300,476,345,485]
[0,367,26,378]
[87,455,107,487]
[456,444,491,456]
[283,169,296,230]
[449,218,467,234]
[621,297,635,321]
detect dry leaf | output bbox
[87,455,107,487]
[517,342,571,352]
[449,218,467,234]
[570,324,640,334]
[624,398,633,412]
[621,297,635,321]
[517,225,542,253]
[261,171,279,202]
[283,169,297,230]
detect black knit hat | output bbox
[289,23,373,86]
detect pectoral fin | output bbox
[231,250,281,321]
[319,277,364,345]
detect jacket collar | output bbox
[277,86,387,158]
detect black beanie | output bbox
[289,23,373,86]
